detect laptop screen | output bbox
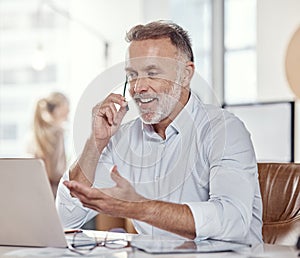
[0,158,67,247]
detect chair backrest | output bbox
[258,163,300,245]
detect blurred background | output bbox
[0,0,299,163]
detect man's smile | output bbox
[139,97,155,103]
[134,94,159,108]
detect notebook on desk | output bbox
[130,235,251,254]
[0,158,67,248]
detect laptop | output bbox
[0,158,68,248]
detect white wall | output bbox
[257,0,300,161]
[257,0,299,100]
[63,0,145,158]
[68,0,144,106]
[142,0,170,22]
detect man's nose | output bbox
[133,77,149,93]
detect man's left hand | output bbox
[63,165,146,217]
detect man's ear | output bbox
[182,61,195,87]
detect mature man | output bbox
[56,21,263,244]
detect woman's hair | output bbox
[33,92,68,158]
[125,20,194,62]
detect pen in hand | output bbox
[64,229,83,234]
[123,78,129,111]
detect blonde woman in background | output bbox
[30,92,69,198]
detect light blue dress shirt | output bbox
[56,91,263,244]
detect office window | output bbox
[170,0,257,105]
[224,0,257,104]
[0,0,70,157]
[170,0,212,85]
[1,65,57,85]
[0,124,17,140]
[224,101,295,162]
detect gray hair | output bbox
[126,20,194,62]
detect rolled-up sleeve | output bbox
[55,172,98,229]
[186,167,256,241]
[186,111,258,242]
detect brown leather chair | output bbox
[95,214,137,234]
[258,163,300,245]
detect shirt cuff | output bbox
[56,172,83,211]
[56,171,97,229]
[185,201,221,240]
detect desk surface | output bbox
[0,243,298,258]
[0,230,298,258]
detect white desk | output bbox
[0,231,298,258]
[0,243,298,258]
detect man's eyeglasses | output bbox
[69,231,130,255]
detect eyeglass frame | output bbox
[69,231,130,255]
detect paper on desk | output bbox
[3,247,128,257]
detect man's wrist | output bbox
[89,134,110,154]
[69,167,93,186]
[68,136,107,186]
[125,199,151,221]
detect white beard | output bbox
[135,82,182,124]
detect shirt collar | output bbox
[141,91,198,140]
[171,91,196,134]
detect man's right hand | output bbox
[92,93,128,145]
[69,94,127,186]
